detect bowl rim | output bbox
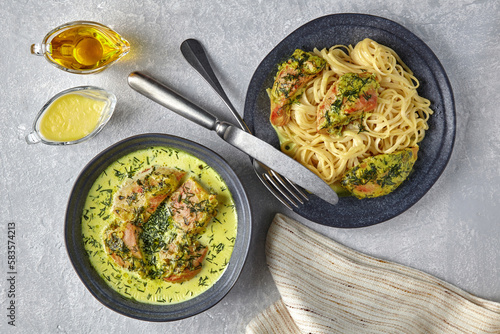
[64,133,252,321]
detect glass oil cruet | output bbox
[31,21,130,74]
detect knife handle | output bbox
[128,71,218,131]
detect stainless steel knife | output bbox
[128,71,339,205]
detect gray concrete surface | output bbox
[1,0,499,333]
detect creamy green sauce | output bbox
[81,146,237,304]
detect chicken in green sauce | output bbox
[341,146,419,199]
[104,165,218,283]
[268,49,326,126]
[317,72,379,135]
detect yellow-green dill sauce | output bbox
[81,146,237,304]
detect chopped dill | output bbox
[198,276,209,287]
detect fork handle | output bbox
[180,39,251,133]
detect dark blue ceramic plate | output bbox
[65,134,252,321]
[244,14,455,228]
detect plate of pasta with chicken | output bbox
[244,14,455,228]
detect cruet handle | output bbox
[31,44,44,56]
[25,131,41,144]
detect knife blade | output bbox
[128,71,338,205]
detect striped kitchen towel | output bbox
[246,214,500,334]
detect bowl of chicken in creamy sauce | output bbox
[65,134,252,321]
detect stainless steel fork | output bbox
[180,39,308,210]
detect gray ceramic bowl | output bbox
[244,14,455,228]
[65,134,252,321]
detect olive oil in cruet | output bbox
[31,21,130,74]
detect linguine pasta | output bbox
[275,38,433,188]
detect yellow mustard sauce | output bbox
[39,93,105,142]
[81,146,238,304]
